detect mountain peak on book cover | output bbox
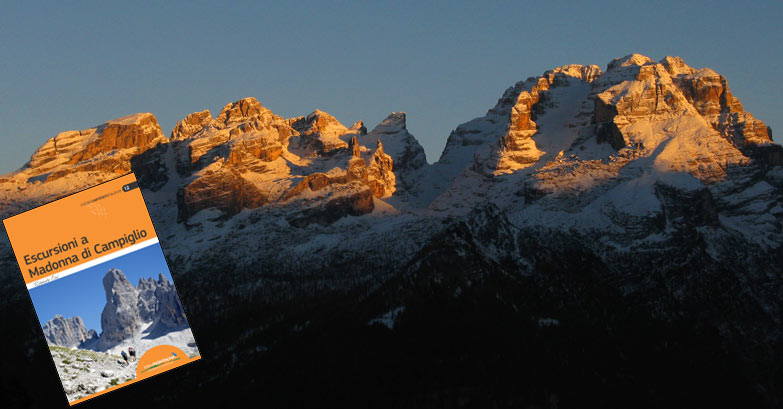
[3,173,200,405]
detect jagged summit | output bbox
[348,120,367,135]
[371,112,407,132]
[162,98,404,224]
[170,110,213,140]
[289,109,351,154]
[607,53,655,70]
[98,268,141,349]
[361,112,427,170]
[215,97,274,125]
[659,56,694,76]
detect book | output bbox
[3,173,200,405]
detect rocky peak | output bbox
[660,56,696,77]
[291,110,338,131]
[301,110,343,131]
[589,54,770,176]
[171,96,296,180]
[215,97,272,125]
[102,268,135,302]
[349,120,367,135]
[346,135,367,182]
[595,64,693,120]
[591,55,755,181]
[97,268,141,349]
[606,53,654,71]
[170,110,213,140]
[42,315,94,348]
[367,139,396,198]
[371,112,407,134]
[289,110,350,154]
[349,135,361,158]
[0,111,172,219]
[362,112,427,172]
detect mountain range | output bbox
[1,54,781,408]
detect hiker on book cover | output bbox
[121,350,129,365]
[128,346,136,361]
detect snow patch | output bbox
[368,306,405,329]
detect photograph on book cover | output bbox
[29,242,200,404]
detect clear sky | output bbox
[28,243,174,333]
[1,1,781,174]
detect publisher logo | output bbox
[136,345,188,379]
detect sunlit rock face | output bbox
[6,112,166,191]
[289,109,350,155]
[167,98,396,225]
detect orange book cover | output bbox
[3,173,200,405]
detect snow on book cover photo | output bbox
[3,173,200,405]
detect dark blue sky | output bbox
[1,1,781,173]
[29,243,174,333]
